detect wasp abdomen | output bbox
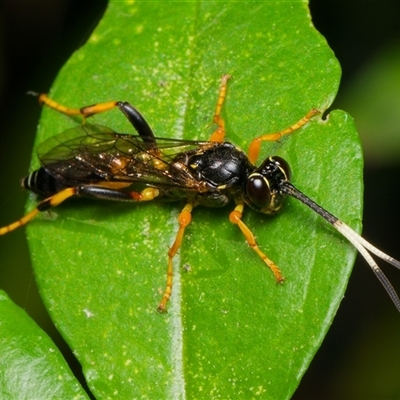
[23,168,61,198]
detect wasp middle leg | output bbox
[209,74,232,143]
[158,202,194,312]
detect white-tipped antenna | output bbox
[281,182,400,312]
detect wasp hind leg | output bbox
[30,92,119,119]
[0,186,160,236]
[158,202,194,312]
[77,184,160,202]
[30,93,155,143]
[0,188,77,235]
[229,203,284,283]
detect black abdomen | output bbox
[23,168,66,197]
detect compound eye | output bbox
[271,156,291,181]
[246,174,271,208]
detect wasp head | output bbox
[244,156,291,214]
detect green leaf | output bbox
[24,2,362,399]
[0,291,88,399]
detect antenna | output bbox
[281,181,400,312]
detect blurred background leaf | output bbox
[336,41,400,166]
[0,291,88,399]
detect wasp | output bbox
[1,75,400,312]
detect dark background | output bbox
[1,1,400,398]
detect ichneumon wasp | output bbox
[1,75,400,312]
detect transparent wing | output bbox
[37,124,214,190]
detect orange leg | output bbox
[33,93,119,119]
[32,93,155,142]
[0,188,77,235]
[229,203,284,283]
[209,74,232,142]
[127,187,160,202]
[0,186,160,236]
[248,108,320,164]
[158,202,194,312]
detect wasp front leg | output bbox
[248,109,320,164]
[229,203,284,283]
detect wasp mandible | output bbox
[1,75,400,312]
